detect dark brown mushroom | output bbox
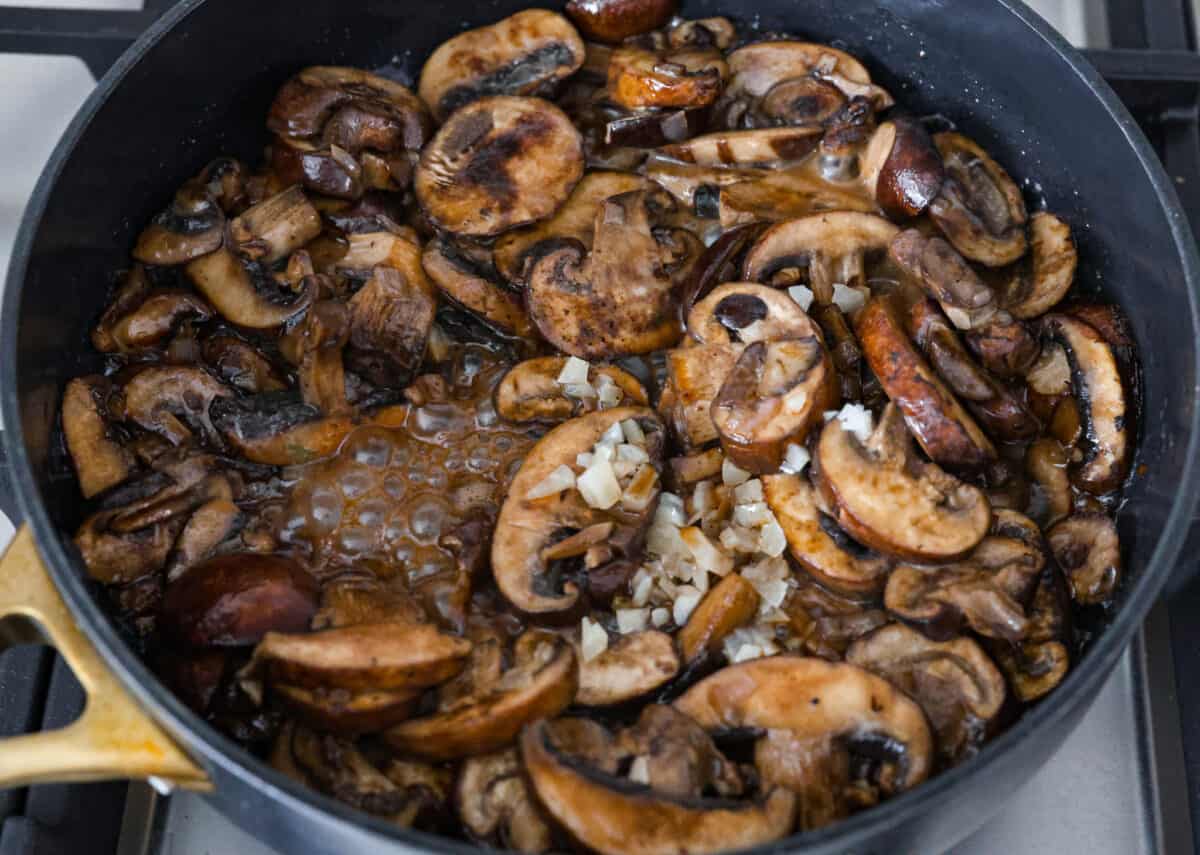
[668,447,725,487]
[1024,437,1072,525]
[676,572,760,664]
[578,629,680,705]
[422,238,537,339]
[997,211,1077,318]
[202,335,289,393]
[814,403,992,562]
[660,344,740,449]
[346,265,435,388]
[993,566,1071,701]
[132,170,227,266]
[62,376,135,498]
[415,96,584,237]
[282,300,350,415]
[186,246,314,329]
[859,118,945,219]
[1047,513,1121,605]
[689,282,817,346]
[714,165,879,228]
[93,289,214,355]
[668,17,737,50]
[566,0,676,44]
[607,46,728,110]
[458,750,553,853]
[614,704,745,798]
[811,302,863,401]
[120,365,233,446]
[928,132,1028,267]
[270,684,418,735]
[783,573,889,660]
[964,315,1041,379]
[889,228,998,330]
[165,492,241,580]
[496,356,648,423]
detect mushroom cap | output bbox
[415,96,584,237]
[418,10,586,121]
[741,211,898,287]
[271,684,419,735]
[62,377,134,499]
[421,238,536,340]
[814,403,991,562]
[859,118,945,219]
[688,282,815,346]
[121,365,233,447]
[1000,212,1077,319]
[186,247,314,329]
[492,406,663,616]
[1047,512,1121,605]
[724,41,890,107]
[495,356,648,423]
[456,749,553,852]
[520,719,796,855]
[607,46,728,111]
[566,0,677,44]
[889,228,998,331]
[577,629,680,705]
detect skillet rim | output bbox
[3,0,1199,851]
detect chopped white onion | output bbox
[734,501,772,528]
[577,458,622,509]
[780,444,811,475]
[836,403,875,444]
[612,459,638,479]
[823,410,840,422]
[576,452,594,469]
[647,518,688,558]
[720,525,761,554]
[680,526,734,577]
[673,587,704,626]
[690,480,716,520]
[563,382,597,399]
[734,478,764,504]
[621,464,659,512]
[596,373,623,408]
[526,464,576,500]
[832,282,867,314]
[758,519,788,558]
[592,443,615,463]
[601,422,625,446]
[722,458,752,486]
[617,443,649,463]
[632,570,655,607]
[788,284,815,311]
[657,493,687,527]
[651,607,670,627]
[621,418,646,446]
[629,756,651,785]
[616,608,650,634]
[731,643,764,663]
[557,356,591,386]
[580,617,609,662]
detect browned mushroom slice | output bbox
[75,513,183,586]
[160,553,318,648]
[228,185,321,264]
[811,302,863,400]
[846,623,1006,765]
[422,238,536,339]
[929,132,1028,267]
[815,403,991,562]
[526,189,683,358]
[165,493,241,579]
[521,719,796,855]
[669,17,737,50]
[1024,436,1072,525]
[783,572,889,660]
[496,356,648,423]
[741,212,897,302]
[1043,314,1129,494]
[273,683,417,735]
[688,282,816,345]
[418,10,585,121]
[993,567,1071,701]
[120,365,233,447]
[93,289,214,355]
[715,166,880,228]
[492,407,664,616]
[908,298,1038,442]
[346,265,435,387]
[283,300,350,415]
[607,45,727,110]
[889,228,998,330]
[249,621,470,692]
[578,629,680,705]
[859,118,945,219]
[675,657,931,829]
[202,335,289,393]
[385,630,577,759]
[566,0,676,43]
[493,171,649,283]
[458,749,553,853]
[643,157,768,209]
[763,473,892,597]
[416,96,584,238]
[997,212,1077,318]
[270,137,364,200]
[712,336,839,473]
[186,247,314,329]
[133,176,226,266]
[660,344,740,448]
[660,127,822,167]
[856,297,996,470]
[676,572,760,664]
[62,377,134,498]
[964,315,1040,379]
[1047,513,1121,605]
[668,447,725,486]
[614,705,746,798]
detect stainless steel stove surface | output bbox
[0,2,1196,854]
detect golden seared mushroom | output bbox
[458,750,553,853]
[675,657,932,830]
[268,66,431,198]
[229,185,321,264]
[964,314,1041,380]
[202,335,289,393]
[384,630,577,759]
[345,265,435,387]
[120,365,234,447]
[566,0,677,44]
[1042,314,1130,494]
[186,245,315,329]
[856,297,996,470]
[422,237,537,339]
[418,10,585,121]
[614,705,745,798]
[92,287,214,355]
[712,335,839,473]
[668,447,725,486]
[1047,513,1121,605]
[929,131,1028,267]
[669,17,737,50]
[577,629,679,705]
[493,171,649,283]
[908,298,1039,442]
[763,472,892,598]
[495,356,648,423]
[525,189,686,358]
[492,407,664,616]
[860,117,945,219]
[998,211,1077,318]
[676,572,760,664]
[741,211,898,304]
[607,45,728,110]
[312,577,427,630]
[889,228,998,330]
[660,127,823,167]
[62,376,135,498]
[520,718,796,855]
[815,403,991,562]
[416,96,584,238]
[993,567,1071,701]
[846,623,1006,765]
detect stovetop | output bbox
[0,1,1199,853]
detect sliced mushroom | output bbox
[763,472,892,597]
[578,629,680,705]
[964,315,1040,379]
[614,705,745,798]
[422,238,536,339]
[229,185,322,264]
[677,572,760,664]
[385,630,577,759]
[607,45,727,110]
[859,118,945,219]
[668,447,725,486]
[493,171,649,283]
[660,344,740,448]
[783,573,889,660]
[93,289,214,355]
[62,376,135,498]
[814,403,991,562]
[418,10,585,121]
[496,356,648,423]
[997,211,1077,318]
[1024,436,1072,525]
[929,132,1028,267]
[668,17,736,50]
[675,656,931,829]
[525,189,684,358]
[1043,314,1129,494]
[493,407,664,616]
[120,365,233,447]
[1047,513,1121,605]
[458,749,553,853]
[202,335,289,393]
[643,156,767,209]
[715,166,879,229]
[993,566,1071,701]
[186,247,314,329]
[416,96,584,237]
[811,302,863,401]
[270,684,418,735]
[284,300,350,414]
[132,172,226,266]
[313,577,427,630]
[741,212,897,303]
[521,718,795,855]
[676,223,770,321]
[856,296,996,470]
[846,623,1006,765]
[346,265,435,387]
[165,494,241,580]
[75,511,184,586]
[689,282,817,346]
[712,335,839,473]
[889,228,997,330]
[660,127,822,167]
[248,621,470,691]
[566,0,676,43]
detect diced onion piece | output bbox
[788,285,815,311]
[720,525,760,553]
[780,444,811,474]
[651,607,670,627]
[673,587,704,626]
[629,756,651,785]
[578,458,622,509]
[563,382,597,399]
[722,458,751,486]
[621,418,646,446]
[823,410,840,422]
[616,608,650,634]
[647,519,688,558]
[617,443,649,463]
[657,493,686,526]
[558,356,591,386]
[758,519,788,558]
[832,282,867,314]
[690,480,716,520]
[621,464,660,512]
[734,501,772,528]
[526,464,576,500]
[596,373,623,408]
[576,452,595,469]
[592,443,615,462]
[836,403,874,444]
[632,570,655,606]
[731,644,764,663]
[601,422,625,446]
[581,617,609,662]
[1027,343,1072,395]
[734,478,764,504]
[680,526,734,577]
